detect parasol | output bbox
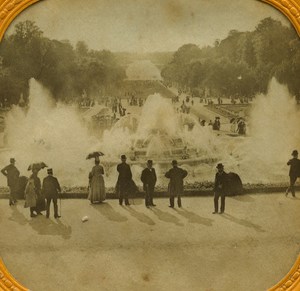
[27,162,48,171]
[86,151,105,160]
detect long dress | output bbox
[24,179,37,208]
[31,173,46,212]
[88,165,106,203]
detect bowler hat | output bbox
[147,160,153,164]
[172,160,178,165]
[10,158,15,163]
[216,163,224,169]
[121,154,127,160]
[292,150,298,156]
[47,168,53,175]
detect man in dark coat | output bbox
[165,160,188,208]
[286,150,300,197]
[42,168,61,218]
[213,163,228,214]
[1,158,20,206]
[141,160,157,208]
[116,155,132,206]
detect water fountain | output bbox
[0,78,298,188]
[101,93,219,168]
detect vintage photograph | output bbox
[0,0,300,290]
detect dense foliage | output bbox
[0,21,126,104]
[161,18,300,98]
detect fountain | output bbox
[101,93,219,169]
[0,78,298,188]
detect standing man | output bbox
[286,150,300,197]
[141,160,157,208]
[213,163,228,214]
[42,168,61,218]
[165,160,188,208]
[1,158,20,206]
[116,155,132,206]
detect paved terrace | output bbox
[0,193,300,291]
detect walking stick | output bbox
[59,192,62,217]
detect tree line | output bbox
[161,17,300,99]
[0,20,126,105]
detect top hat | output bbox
[47,168,53,175]
[216,163,224,169]
[121,155,127,160]
[172,160,178,166]
[292,150,298,156]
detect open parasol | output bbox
[27,162,48,171]
[86,151,105,160]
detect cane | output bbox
[59,191,62,217]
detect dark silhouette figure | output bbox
[42,168,61,218]
[286,150,300,197]
[165,160,188,208]
[213,163,228,214]
[116,155,132,206]
[1,158,20,206]
[141,160,157,208]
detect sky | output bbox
[6,0,291,53]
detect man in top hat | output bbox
[286,150,300,197]
[213,163,228,214]
[1,158,20,206]
[141,160,157,208]
[42,168,61,218]
[165,160,188,208]
[116,155,132,206]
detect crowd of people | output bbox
[1,149,299,218]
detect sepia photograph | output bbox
[0,0,300,290]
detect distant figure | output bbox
[237,120,246,135]
[286,150,300,197]
[116,155,132,206]
[213,163,228,214]
[165,160,188,208]
[88,158,106,204]
[141,160,157,208]
[42,168,61,218]
[30,168,45,215]
[213,117,221,130]
[1,158,20,206]
[24,177,37,217]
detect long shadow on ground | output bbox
[123,206,155,226]
[92,203,128,222]
[9,205,29,226]
[174,208,214,226]
[150,208,183,227]
[28,216,72,239]
[220,213,265,233]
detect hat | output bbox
[216,163,224,169]
[121,155,127,160]
[292,150,298,156]
[47,168,53,175]
[172,160,178,166]
[147,160,153,164]
[10,158,15,163]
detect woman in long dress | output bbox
[88,159,106,204]
[24,178,37,217]
[31,168,45,214]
